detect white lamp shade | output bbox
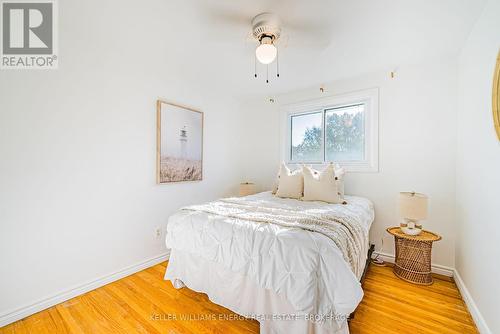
[255,43,277,64]
[239,183,256,196]
[399,192,428,220]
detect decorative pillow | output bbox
[276,163,303,199]
[335,165,346,200]
[271,169,280,194]
[302,164,341,204]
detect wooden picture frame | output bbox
[493,50,500,141]
[156,100,204,183]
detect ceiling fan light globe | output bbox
[256,44,277,64]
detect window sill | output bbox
[286,161,378,173]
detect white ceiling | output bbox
[163,0,486,99]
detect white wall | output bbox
[456,0,500,332]
[0,0,245,322]
[239,100,281,190]
[0,0,493,329]
[240,60,458,268]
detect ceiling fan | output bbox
[199,5,333,84]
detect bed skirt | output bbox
[164,249,349,334]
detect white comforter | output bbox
[165,191,374,319]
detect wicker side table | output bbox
[387,227,441,285]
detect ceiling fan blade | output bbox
[196,5,258,45]
[280,23,333,49]
[199,6,250,27]
[285,20,331,34]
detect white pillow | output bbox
[276,163,303,199]
[271,169,280,194]
[302,164,341,204]
[335,166,346,200]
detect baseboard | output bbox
[373,251,454,277]
[453,269,492,334]
[0,251,170,328]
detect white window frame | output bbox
[280,88,379,172]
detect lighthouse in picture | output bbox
[179,125,188,159]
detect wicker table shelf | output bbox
[387,227,441,285]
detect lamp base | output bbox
[400,219,423,236]
[371,257,386,266]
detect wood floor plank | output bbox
[103,284,164,334]
[0,261,477,333]
[106,280,187,334]
[123,275,218,334]
[90,288,152,334]
[54,302,85,334]
[46,307,71,334]
[60,294,118,334]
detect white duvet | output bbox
[165,191,374,320]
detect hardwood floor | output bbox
[0,262,477,334]
[350,264,477,334]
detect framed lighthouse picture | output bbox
[156,100,203,183]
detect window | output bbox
[283,89,378,172]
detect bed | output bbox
[164,191,374,334]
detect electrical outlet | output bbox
[155,227,162,239]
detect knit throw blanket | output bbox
[183,197,367,278]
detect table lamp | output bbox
[399,192,428,235]
[239,182,256,197]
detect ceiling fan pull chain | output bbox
[276,48,280,78]
[254,54,257,78]
[266,64,269,83]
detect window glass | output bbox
[290,112,323,162]
[325,104,365,161]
